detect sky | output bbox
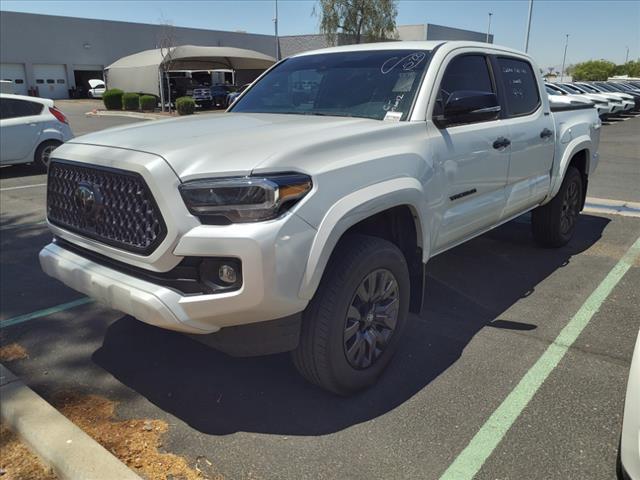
[1,0,638,69]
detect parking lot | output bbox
[1,105,639,480]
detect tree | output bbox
[157,17,177,113]
[613,60,640,77]
[314,0,398,45]
[568,60,616,81]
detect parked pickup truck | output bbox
[40,41,601,395]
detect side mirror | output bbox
[435,90,501,127]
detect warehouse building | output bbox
[0,10,492,99]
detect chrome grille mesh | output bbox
[47,160,166,255]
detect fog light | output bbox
[218,264,237,284]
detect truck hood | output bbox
[70,113,400,180]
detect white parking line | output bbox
[0,183,47,192]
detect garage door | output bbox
[33,64,68,99]
[0,63,28,95]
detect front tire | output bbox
[34,140,61,172]
[292,234,410,395]
[532,165,583,248]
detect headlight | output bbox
[179,174,312,224]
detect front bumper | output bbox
[40,213,315,334]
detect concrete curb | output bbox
[0,363,141,480]
[584,197,640,218]
[85,110,167,120]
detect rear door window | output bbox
[496,57,540,116]
[0,98,43,119]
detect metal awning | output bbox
[104,45,275,97]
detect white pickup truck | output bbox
[40,41,601,395]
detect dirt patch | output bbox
[0,424,57,480]
[0,343,28,362]
[52,392,220,480]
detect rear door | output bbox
[494,56,555,218]
[428,52,510,252]
[0,98,44,163]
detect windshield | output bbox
[231,50,432,120]
[560,83,583,94]
[605,83,631,93]
[546,84,565,95]
[595,83,617,92]
[579,83,601,93]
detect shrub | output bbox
[122,92,140,111]
[176,96,196,115]
[140,95,156,111]
[102,89,123,110]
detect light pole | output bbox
[625,46,629,63]
[274,0,280,61]
[486,12,493,43]
[524,0,533,52]
[561,34,569,82]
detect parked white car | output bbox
[39,41,601,394]
[87,79,106,99]
[545,83,611,117]
[554,83,622,115]
[572,83,635,112]
[619,330,640,480]
[0,93,74,169]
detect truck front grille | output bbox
[47,160,167,255]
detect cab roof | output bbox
[291,41,531,59]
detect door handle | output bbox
[493,137,511,149]
[540,128,553,139]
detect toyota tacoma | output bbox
[40,41,601,395]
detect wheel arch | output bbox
[545,137,592,206]
[298,177,430,314]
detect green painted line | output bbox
[0,298,93,329]
[440,236,640,480]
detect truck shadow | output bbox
[93,213,610,436]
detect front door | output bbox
[428,53,510,253]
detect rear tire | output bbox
[291,234,410,395]
[532,166,583,248]
[34,140,61,172]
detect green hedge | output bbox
[176,96,195,115]
[102,89,123,110]
[122,92,140,111]
[140,95,156,111]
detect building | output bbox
[0,10,493,99]
[0,11,276,98]
[279,23,492,58]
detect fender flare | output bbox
[543,136,591,205]
[298,177,430,300]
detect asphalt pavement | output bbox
[1,104,639,480]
